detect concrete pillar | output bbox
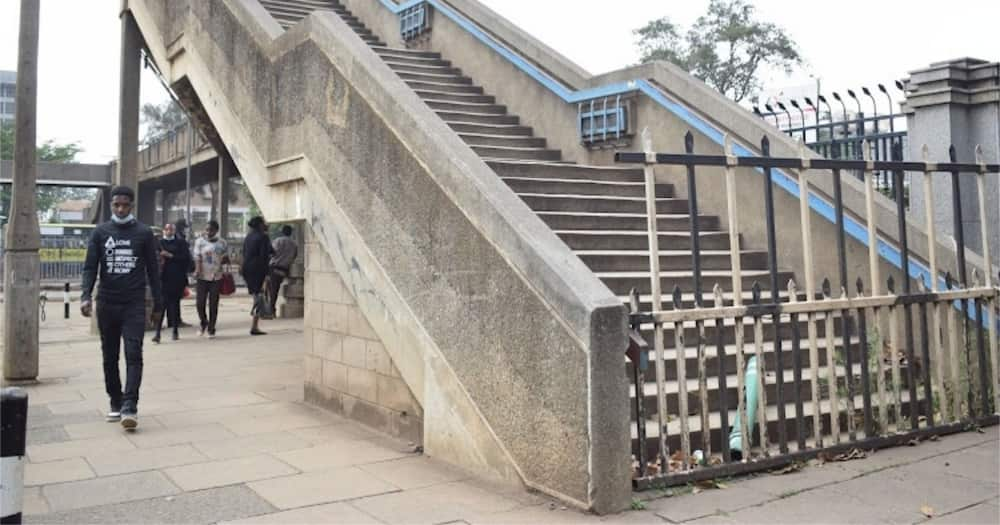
[116,8,141,193]
[3,0,41,381]
[217,154,231,238]
[905,58,1000,266]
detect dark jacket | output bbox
[81,219,162,306]
[159,237,190,297]
[241,229,273,295]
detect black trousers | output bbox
[156,291,182,334]
[97,301,145,411]
[196,279,221,331]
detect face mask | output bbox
[111,213,136,225]
[163,235,175,241]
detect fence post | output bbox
[63,282,70,319]
[1,387,28,524]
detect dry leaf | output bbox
[770,462,804,475]
[692,487,703,495]
[920,505,934,517]
[929,435,940,442]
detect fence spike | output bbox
[975,144,985,166]
[761,135,771,155]
[641,127,652,155]
[628,287,640,314]
[917,278,927,293]
[672,285,683,307]
[972,268,982,287]
[948,145,957,163]
[751,281,762,304]
[822,277,831,298]
[712,283,724,306]
[787,278,797,297]
[921,144,930,162]
[840,286,849,300]
[863,140,872,162]
[684,130,695,153]
[945,272,954,290]
[887,275,896,293]
[856,276,865,295]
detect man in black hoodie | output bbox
[80,186,162,430]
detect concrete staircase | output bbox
[258,0,861,461]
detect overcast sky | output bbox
[1,0,998,163]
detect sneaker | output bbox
[121,412,138,430]
[199,326,207,337]
[106,409,121,422]
[208,329,216,339]
[250,329,267,336]
[171,330,179,341]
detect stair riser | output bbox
[386,63,462,75]
[632,401,928,461]
[604,273,791,296]
[406,81,484,94]
[371,47,442,59]
[580,252,765,272]
[416,91,494,104]
[448,123,531,136]
[558,233,733,251]
[437,112,519,125]
[472,146,560,161]
[261,0,342,10]
[522,196,688,215]
[462,135,545,149]
[540,214,719,232]
[505,179,669,198]
[425,100,507,114]
[397,71,473,85]
[374,53,447,66]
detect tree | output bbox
[1,121,92,222]
[140,100,187,145]
[635,0,802,103]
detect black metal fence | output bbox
[615,132,998,489]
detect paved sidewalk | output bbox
[2,297,998,524]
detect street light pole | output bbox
[3,0,41,381]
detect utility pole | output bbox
[3,0,41,382]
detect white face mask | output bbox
[163,235,175,241]
[111,213,136,225]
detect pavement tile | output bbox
[248,466,399,509]
[177,391,274,410]
[41,470,181,512]
[646,485,775,523]
[255,386,305,403]
[927,502,1000,524]
[192,431,312,460]
[63,417,165,440]
[26,425,71,446]
[220,412,332,436]
[288,421,376,444]
[351,480,523,525]
[831,463,999,517]
[221,502,382,524]
[85,444,208,476]
[26,485,277,524]
[359,455,470,490]
[24,457,95,486]
[735,463,858,497]
[124,422,237,449]
[22,486,51,516]
[26,408,100,430]
[472,504,602,524]
[274,438,412,471]
[27,435,135,463]
[163,454,299,491]
[45,399,100,415]
[917,444,1000,484]
[726,487,922,524]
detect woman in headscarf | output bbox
[153,222,190,343]
[241,216,273,335]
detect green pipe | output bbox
[728,356,759,454]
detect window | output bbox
[0,83,14,98]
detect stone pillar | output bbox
[116,7,141,192]
[3,0,41,381]
[217,154,231,238]
[904,58,1000,266]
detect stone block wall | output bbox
[302,226,423,444]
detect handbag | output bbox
[220,267,236,296]
[251,278,275,320]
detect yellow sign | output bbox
[40,248,87,262]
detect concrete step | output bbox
[488,161,643,183]
[261,0,343,10]
[518,194,687,214]
[537,211,720,232]
[415,90,494,104]
[577,249,767,272]
[405,80,484,94]
[424,100,507,115]
[470,146,561,161]
[460,134,545,149]
[396,71,473,85]
[370,46,442,59]
[435,111,519,125]
[598,269,787,295]
[384,61,462,75]
[373,51,447,67]
[557,230,735,251]
[502,177,669,198]
[448,122,531,136]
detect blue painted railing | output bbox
[375,0,985,319]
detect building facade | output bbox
[0,70,15,125]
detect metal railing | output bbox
[140,123,210,173]
[615,131,999,489]
[578,95,629,146]
[399,1,430,41]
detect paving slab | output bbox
[26,435,136,463]
[41,470,181,512]
[351,480,524,525]
[726,486,923,524]
[26,485,277,524]
[288,421,377,444]
[471,504,603,524]
[26,408,101,430]
[248,466,399,509]
[924,502,1000,524]
[85,444,209,476]
[220,411,333,436]
[21,486,51,516]
[26,425,71,446]
[915,443,1000,484]
[162,454,299,491]
[24,457,95,486]
[191,431,312,460]
[274,437,413,471]
[358,455,471,490]
[645,485,775,523]
[63,417,166,440]
[123,422,237,449]
[221,502,382,524]
[731,463,858,497]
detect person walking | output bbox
[80,186,162,430]
[242,216,273,336]
[153,222,190,343]
[269,225,298,314]
[193,220,228,338]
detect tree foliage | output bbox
[1,121,92,222]
[635,0,802,103]
[140,100,187,145]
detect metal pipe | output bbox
[185,119,192,228]
[729,355,760,452]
